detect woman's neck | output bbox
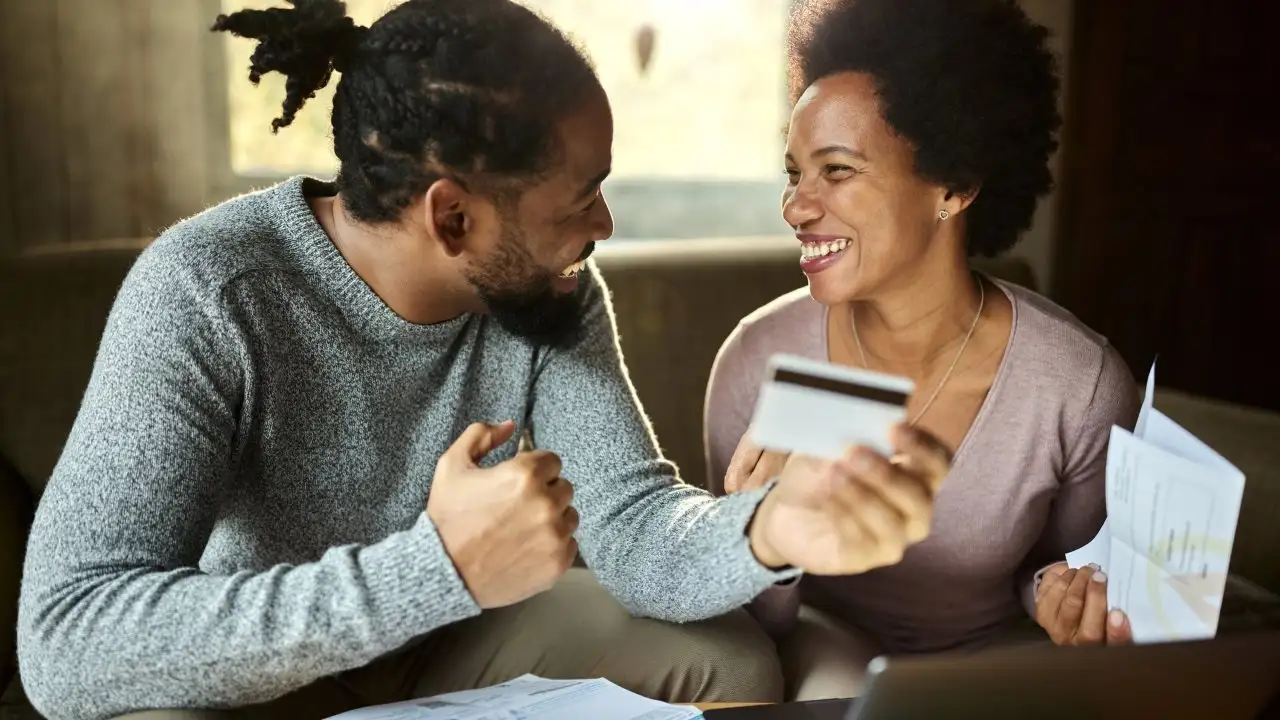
[846,260,984,376]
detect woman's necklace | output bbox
[851,276,985,427]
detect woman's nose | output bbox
[782,181,823,229]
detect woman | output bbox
[705,0,1141,701]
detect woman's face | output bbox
[783,72,952,306]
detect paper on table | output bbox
[323,674,703,720]
[1065,361,1247,643]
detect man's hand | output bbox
[748,423,950,574]
[724,435,792,494]
[427,421,579,609]
[1034,562,1132,645]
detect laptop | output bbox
[704,630,1280,720]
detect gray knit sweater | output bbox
[17,177,792,720]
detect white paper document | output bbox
[324,674,703,720]
[1065,361,1247,643]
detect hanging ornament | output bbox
[635,23,656,75]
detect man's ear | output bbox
[422,178,474,257]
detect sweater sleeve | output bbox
[17,245,480,720]
[1016,345,1140,617]
[526,265,800,623]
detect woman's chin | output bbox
[805,272,863,307]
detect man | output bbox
[17,1,952,718]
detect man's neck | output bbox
[846,253,982,376]
[313,194,477,326]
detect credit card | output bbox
[747,353,915,460]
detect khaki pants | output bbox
[115,569,784,719]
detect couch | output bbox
[3,237,1279,717]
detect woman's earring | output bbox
[939,209,950,220]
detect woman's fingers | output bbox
[724,436,765,493]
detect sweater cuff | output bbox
[727,480,804,587]
[359,512,482,639]
[1021,562,1058,618]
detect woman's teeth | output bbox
[801,239,850,259]
[559,260,586,278]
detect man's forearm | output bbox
[18,514,479,720]
[581,478,801,624]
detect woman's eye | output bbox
[825,164,854,176]
[784,168,800,184]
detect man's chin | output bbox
[491,312,584,349]
[485,291,587,349]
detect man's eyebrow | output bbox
[573,168,611,203]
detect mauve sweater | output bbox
[704,280,1140,654]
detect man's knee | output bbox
[635,608,785,704]
[469,569,784,703]
[560,570,783,702]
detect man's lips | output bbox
[558,260,587,278]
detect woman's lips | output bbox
[798,236,851,274]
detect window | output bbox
[216,0,792,238]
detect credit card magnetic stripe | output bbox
[771,368,910,407]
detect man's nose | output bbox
[590,196,614,242]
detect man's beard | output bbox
[465,224,593,349]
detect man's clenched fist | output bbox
[427,421,579,609]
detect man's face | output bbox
[464,218,599,349]
[463,86,615,348]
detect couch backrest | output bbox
[0,241,149,496]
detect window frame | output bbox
[201,0,794,240]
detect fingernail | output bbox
[1092,570,1107,583]
[1087,563,1100,571]
[1108,609,1124,628]
[852,448,876,472]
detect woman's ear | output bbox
[941,186,981,219]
